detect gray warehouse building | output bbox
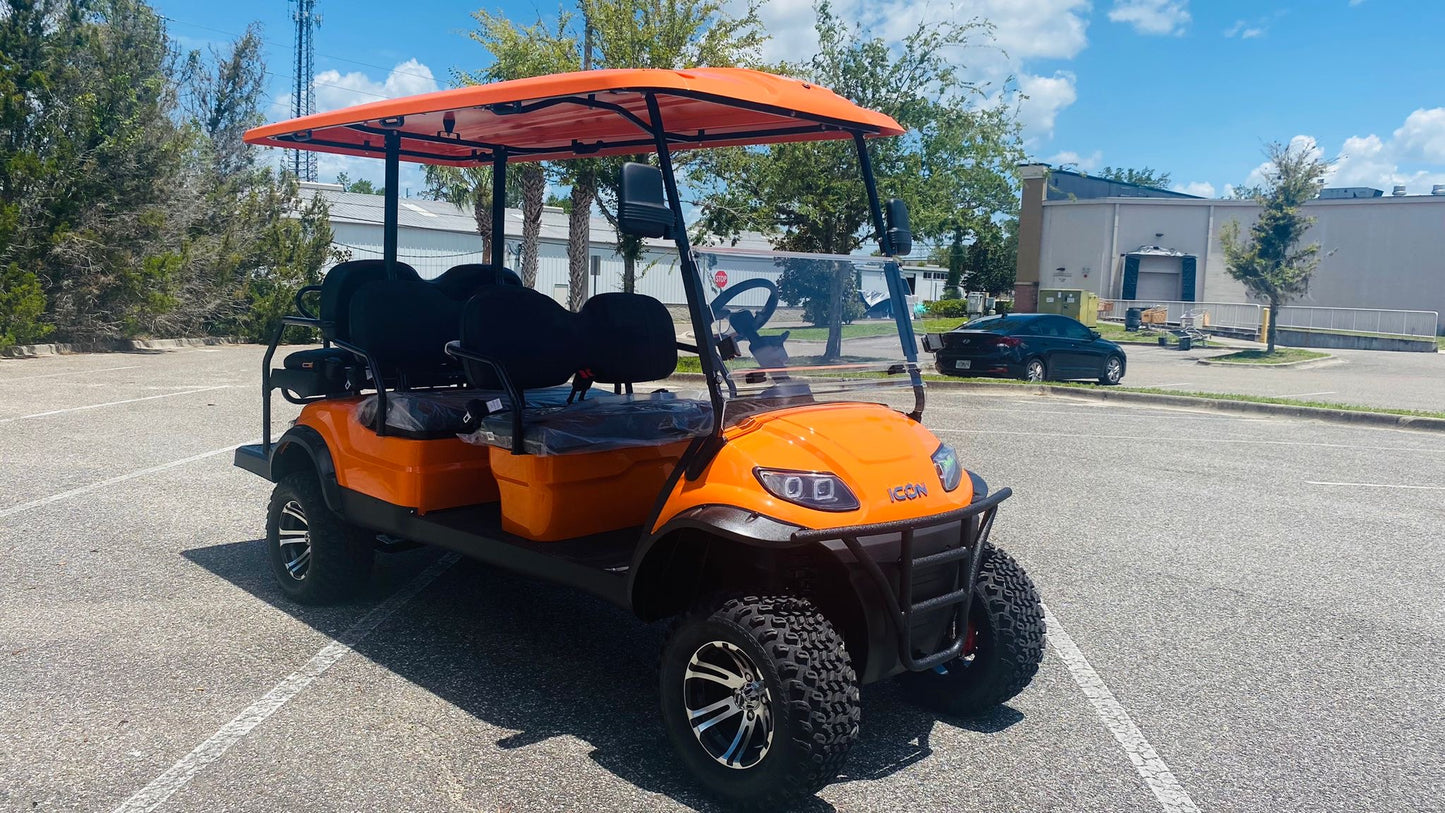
[1012,165,1445,335]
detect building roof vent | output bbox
[1318,187,1383,199]
[1433,185,1445,196]
[1393,185,1408,196]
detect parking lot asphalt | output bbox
[1,345,1441,812]
[1102,342,1445,413]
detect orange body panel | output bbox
[296,399,498,514]
[490,442,690,541]
[243,68,903,166]
[654,403,970,533]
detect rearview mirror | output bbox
[619,162,674,239]
[886,198,911,256]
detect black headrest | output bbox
[460,286,580,391]
[430,264,522,300]
[320,260,420,341]
[580,293,677,384]
[349,279,461,378]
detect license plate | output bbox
[954,360,971,370]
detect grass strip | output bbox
[1203,348,1330,364]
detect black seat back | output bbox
[580,293,677,384]
[430,264,522,300]
[319,260,420,342]
[349,279,463,387]
[460,286,580,391]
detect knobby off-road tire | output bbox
[660,595,860,810]
[266,472,374,604]
[900,545,1045,716]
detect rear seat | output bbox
[453,286,712,454]
[271,259,420,399]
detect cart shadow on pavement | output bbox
[184,540,1026,812]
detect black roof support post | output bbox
[491,147,507,276]
[853,131,925,420]
[644,93,726,474]
[383,129,401,279]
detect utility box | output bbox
[1037,288,1098,326]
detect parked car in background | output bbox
[923,313,1127,384]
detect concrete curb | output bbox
[665,372,1445,433]
[1195,354,1339,369]
[1,336,243,358]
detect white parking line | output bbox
[1043,604,1200,813]
[934,427,1445,453]
[1307,481,1445,490]
[0,386,231,423]
[0,445,240,518]
[0,364,142,382]
[111,553,460,813]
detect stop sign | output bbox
[714,269,728,288]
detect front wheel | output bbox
[660,595,860,810]
[1099,354,1125,385]
[898,545,1045,716]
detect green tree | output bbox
[1220,141,1329,353]
[1096,166,1172,189]
[335,173,379,195]
[693,1,1022,359]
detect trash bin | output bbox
[1178,336,1192,351]
[1125,307,1142,332]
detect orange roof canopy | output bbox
[243,67,904,166]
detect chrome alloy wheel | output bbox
[1104,356,1123,383]
[276,499,312,581]
[683,640,775,769]
[1025,359,1046,381]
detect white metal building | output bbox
[1013,167,1445,333]
[306,182,945,310]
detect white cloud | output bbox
[1108,0,1191,36]
[1224,20,1264,38]
[723,0,1092,147]
[269,60,441,195]
[1016,71,1078,140]
[1235,121,1445,195]
[1172,181,1216,197]
[1048,149,1103,172]
[1392,107,1445,163]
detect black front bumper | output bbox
[795,488,1010,676]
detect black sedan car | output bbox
[922,313,1127,384]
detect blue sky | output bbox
[154,0,1445,199]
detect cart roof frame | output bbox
[243,67,904,165]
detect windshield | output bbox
[693,247,921,424]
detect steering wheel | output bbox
[709,278,779,342]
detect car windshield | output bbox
[694,247,919,424]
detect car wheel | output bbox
[898,545,1046,716]
[1099,354,1124,385]
[1022,357,1047,382]
[660,595,859,810]
[266,472,375,604]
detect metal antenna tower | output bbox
[290,0,321,181]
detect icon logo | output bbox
[888,483,929,502]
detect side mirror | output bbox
[619,162,674,239]
[1090,329,1101,340]
[885,198,912,257]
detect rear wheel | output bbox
[1099,354,1124,385]
[899,546,1045,716]
[1022,357,1047,382]
[660,595,859,810]
[266,472,374,604]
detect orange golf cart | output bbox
[235,67,1044,809]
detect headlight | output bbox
[931,444,963,492]
[755,468,860,512]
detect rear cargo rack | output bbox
[790,488,1011,671]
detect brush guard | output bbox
[791,488,1010,672]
